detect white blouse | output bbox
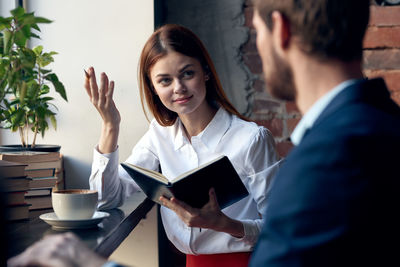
[89,108,281,255]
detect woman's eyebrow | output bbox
[179,64,194,73]
[155,64,194,78]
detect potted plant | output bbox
[0,7,67,152]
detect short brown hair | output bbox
[138,24,247,126]
[254,0,370,62]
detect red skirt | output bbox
[186,252,251,267]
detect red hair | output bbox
[138,24,247,126]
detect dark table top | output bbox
[7,191,154,259]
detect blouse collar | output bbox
[173,107,232,151]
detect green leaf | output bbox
[39,96,54,102]
[31,23,40,31]
[19,48,36,68]
[3,121,12,129]
[34,17,53,24]
[21,24,31,39]
[0,17,12,31]
[39,84,50,94]
[32,45,43,55]
[3,30,12,54]
[37,51,55,67]
[45,73,68,101]
[15,30,27,47]
[19,81,27,105]
[11,108,25,126]
[27,81,40,98]
[30,32,40,39]
[36,105,46,118]
[10,7,25,18]
[50,114,57,130]
[21,13,35,25]
[28,114,35,124]
[39,68,52,75]
[0,16,12,26]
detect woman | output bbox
[85,24,280,267]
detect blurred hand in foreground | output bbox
[8,232,106,267]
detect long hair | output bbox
[138,24,247,126]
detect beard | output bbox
[264,47,296,101]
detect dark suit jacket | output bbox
[250,78,400,267]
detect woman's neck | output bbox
[179,104,217,139]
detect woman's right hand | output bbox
[84,67,121,127]
[84,67,121,154]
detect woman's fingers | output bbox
[106,80,115,106]
[83,67,120,127]
[99,72,108,107]
[208,188,220,209]
[84,69,92,98]
[89,67,99,102]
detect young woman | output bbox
[85,24,280,267]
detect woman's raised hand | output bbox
[84,67,121,154]
[84,67,121,127]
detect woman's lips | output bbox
[174,95,193,104]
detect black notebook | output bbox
[121,155,249,209]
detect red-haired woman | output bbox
[85,24,280,267]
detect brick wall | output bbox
[363,3,400,104]
[242,1,400,158]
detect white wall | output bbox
[0,0,153,189]
[1,2,158,267]
[0,1,15,16]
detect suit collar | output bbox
[312,78,392,129]
[291,79,360,145]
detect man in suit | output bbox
[250,0,400,266]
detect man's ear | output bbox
[271,11,291,55]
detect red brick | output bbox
[391,91,400,107]
[364,26,400,49]
[369,6,400,27]
[255,118,284,137]
[243,53,263,74]
[286,101,300,114]
[244,6,254,28]
[276,140,294,158]
[363,49,400,70]
[363,69,400,93]
[253,78,266,92]
[253,99,282,113]
[287,117,301,134]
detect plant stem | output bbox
[25,113,29,147]
[19,127,26,147]
[32,115,38,147]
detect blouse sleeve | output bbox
[89,131,160,210]
[239,127,282,246]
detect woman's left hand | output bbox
[160,188,245,238]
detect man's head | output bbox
[252,0,370,100]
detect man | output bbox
[250,0,400,266]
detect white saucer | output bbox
[39,211,110,230]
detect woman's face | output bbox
[149,51,209,117]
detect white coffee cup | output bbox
[52,189,98,220]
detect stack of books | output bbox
[0,151,64,211]
[0,160,31,220]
